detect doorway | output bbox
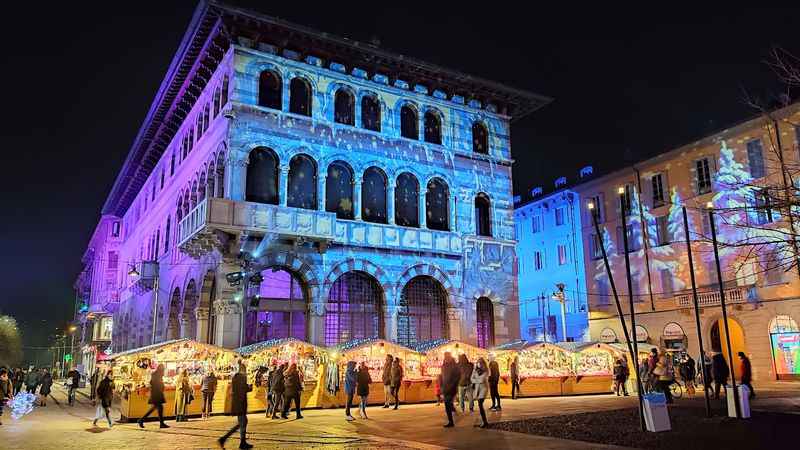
[710,318,746,367]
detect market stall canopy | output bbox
[608,342,658,357]
[235,337,325,356]
[236,338,328,384]
[415,339,489,378]
[333,338,423,380]
[491,339,536,352]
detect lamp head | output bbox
[617,186,625,195]
[706,201,713,209]
[587,202,595,210]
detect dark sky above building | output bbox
[1,1,798,363]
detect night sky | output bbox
[1,2,798,364]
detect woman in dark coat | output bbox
[218,362,252,450]
[94,370,114,428]
[269,364,286,419]
[282,363,303,419]
[38,369,53,406]
[138,364,168,429]
[356,361,372,419]
[344,361,358,421]
[390,358,404,409]
[441,352,460,428]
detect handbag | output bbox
[65,378,73,387]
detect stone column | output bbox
[419,192,427,228]
[307,302,326,346]
[213,301,241,349]
[387,180,396,225]
[354,179,362,220]
[318,176,327,211]
[279,165,289,207]
[228,152,248,202]
[195,307,210,343]
[447,306,462,341]
[385,304,399,342]
[179,313,191,339]
[449,195,457,232]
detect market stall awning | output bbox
[236,338,324,356]
[332,338,417,356]
[106,339,192,360]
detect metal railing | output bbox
[675,285,754,308]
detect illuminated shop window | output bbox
[426,177,449,231]
[334,88,355,125]
[324,271,384,346]
[258,70,282,110]
[362,167,388,224]
[361,95,381,132]
[397,276,448,347]
[289,77,312,116]
[472,122,488,154]
[400,104,418,139]
[395,172,419,227]
[287,154,317,210]
[424,110,442,145]
[246,147,279,204]
[325,161,355,219]
[476,297,495,349]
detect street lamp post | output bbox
[68,325,77,371]
[552,283,568,341]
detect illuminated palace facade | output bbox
[75,1,550,356]
[570,103,800,380]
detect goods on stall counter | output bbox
[516,347,573,378]
[574,348,614,376]
[241,339,325,383]
[325,363,339,395]
[336,339,423,381]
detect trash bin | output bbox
[726,384,751,419]
[643,392,671,432]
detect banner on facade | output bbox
[663,322,685,339]
[599,328,617,343]
[635,325,648,343]
[770,332,800,380]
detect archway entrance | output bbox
[710,318,746,367]
[244,267,307,345]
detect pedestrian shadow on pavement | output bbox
[85,426,113,434]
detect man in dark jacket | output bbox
[66,368,80,406]
[488,358,501,411]
[269,364,285,419]
[282,363,303,419]
[711,352,730,399]
[381,354,393,408]
[0,368,12,426]
[219,362,253,449]
[390,358,404,410]
[138,364,169,429]
[457,354,474,412]
[510,357,521,400]
[25,368,40,395]
[738,352,755,399]
[441,352,459,428]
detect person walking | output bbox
[344,361,358,421]
[680,355,697,397]
[174,368,191,422]
[639,358,651,393]
[93,370,114,428]
[381,354,393,408]
[356,361,372,419]
[89,367,99,403]
[201,370,218,420]
[269,364,285,419]
[613,358,628,396]
[434,373,443,406]
[439,352,459,428]
[654,350,674,404]
[218,361,253,449]
[25,368,40,395]
[38,369,53,406]
[647,348,659,393]
[0,368,12,426]
[488,357,501,411]
[711,352,729,400]
[264,363,276,418]
[66,368,80,406]
[138,364,169,429]
[510,356,520,400]
[471,358,490,428]
[12,368,24,395]
[457,354,474,413]
[282,363,303,419]
[390,358,404,409]
[738,352,755,399]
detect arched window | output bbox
[398,276,448,347]
[475,193,492,237]
[164,216,171,254]
[288,154,317,210]
[197,172,207,202]
[400,104,418,139]
[361,95,381,131]
[176,195,184,222]
[476,297,495,349]
[362,167,387,224]
[246,147,279,205]
[395,172,419,228]
[325,271,384,346]
[258,70,282,110]
[334,88,355,125]
[215,152,225,199]
[206,161,216,198]
[424,110,442,145]
[245,268,306,344]
[182,279,199,339]
[325,161,354,219]
[170,152,176,176]
[221,75,229,106]
[769,315,799,333]
[213,86,221,117]
[167,288,181,341]
[472,121,488,154]
[203,103,210,133]
[426,177,449,231]
[289,77,312,116]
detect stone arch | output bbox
[166,286,182,341]
[285,145,321,163]
[322,258,393,305]
[181,279,199,339]
[396,263,455,307]
[252,250,321,305]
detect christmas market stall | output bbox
[417,339,489,402]
[330,338,424,406]
[236,338,328,411]
[560,342,621,395]
[108,339,239,421]
[494,341,572,397]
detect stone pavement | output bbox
[4,382,797,450]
